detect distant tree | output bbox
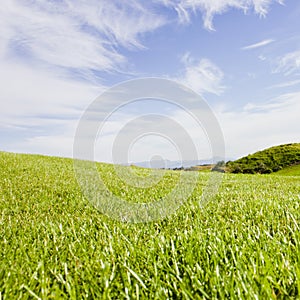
[215,160,225,167]
[230,165,242,173]
[212,161,226,173]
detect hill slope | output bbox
[226,143,300,174]
[271,164,300,176]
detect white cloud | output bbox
[242,39,275,50]
[274,50,300,75]
[0,61,102,125]
[176,53,225,95]
[267,79,300,89]
[243,96,291,112]
[258,55,267,61]
[11,132,76,159]
[0,59,103,156]
[158,0,284,30]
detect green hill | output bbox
[226,143,300,174]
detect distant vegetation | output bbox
[226,143,300,174]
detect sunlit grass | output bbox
[1,151,300,299]
[272,164,300,176]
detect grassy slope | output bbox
[1,151,300,299]
[271,164,300,176]
[227,143,300,174]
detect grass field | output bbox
[1,151,300,299]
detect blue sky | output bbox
[1,0,299,163]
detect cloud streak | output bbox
[267,79,300,89]
[242,39,275,50]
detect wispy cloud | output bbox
[242,39,275,50]
[274,50,300,75]
[243,97,290,113]
[157,0,284,30]
[176,53,225,95]
[0,0,166,75]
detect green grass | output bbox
[1,151,300,299]
[271,164,300,176]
